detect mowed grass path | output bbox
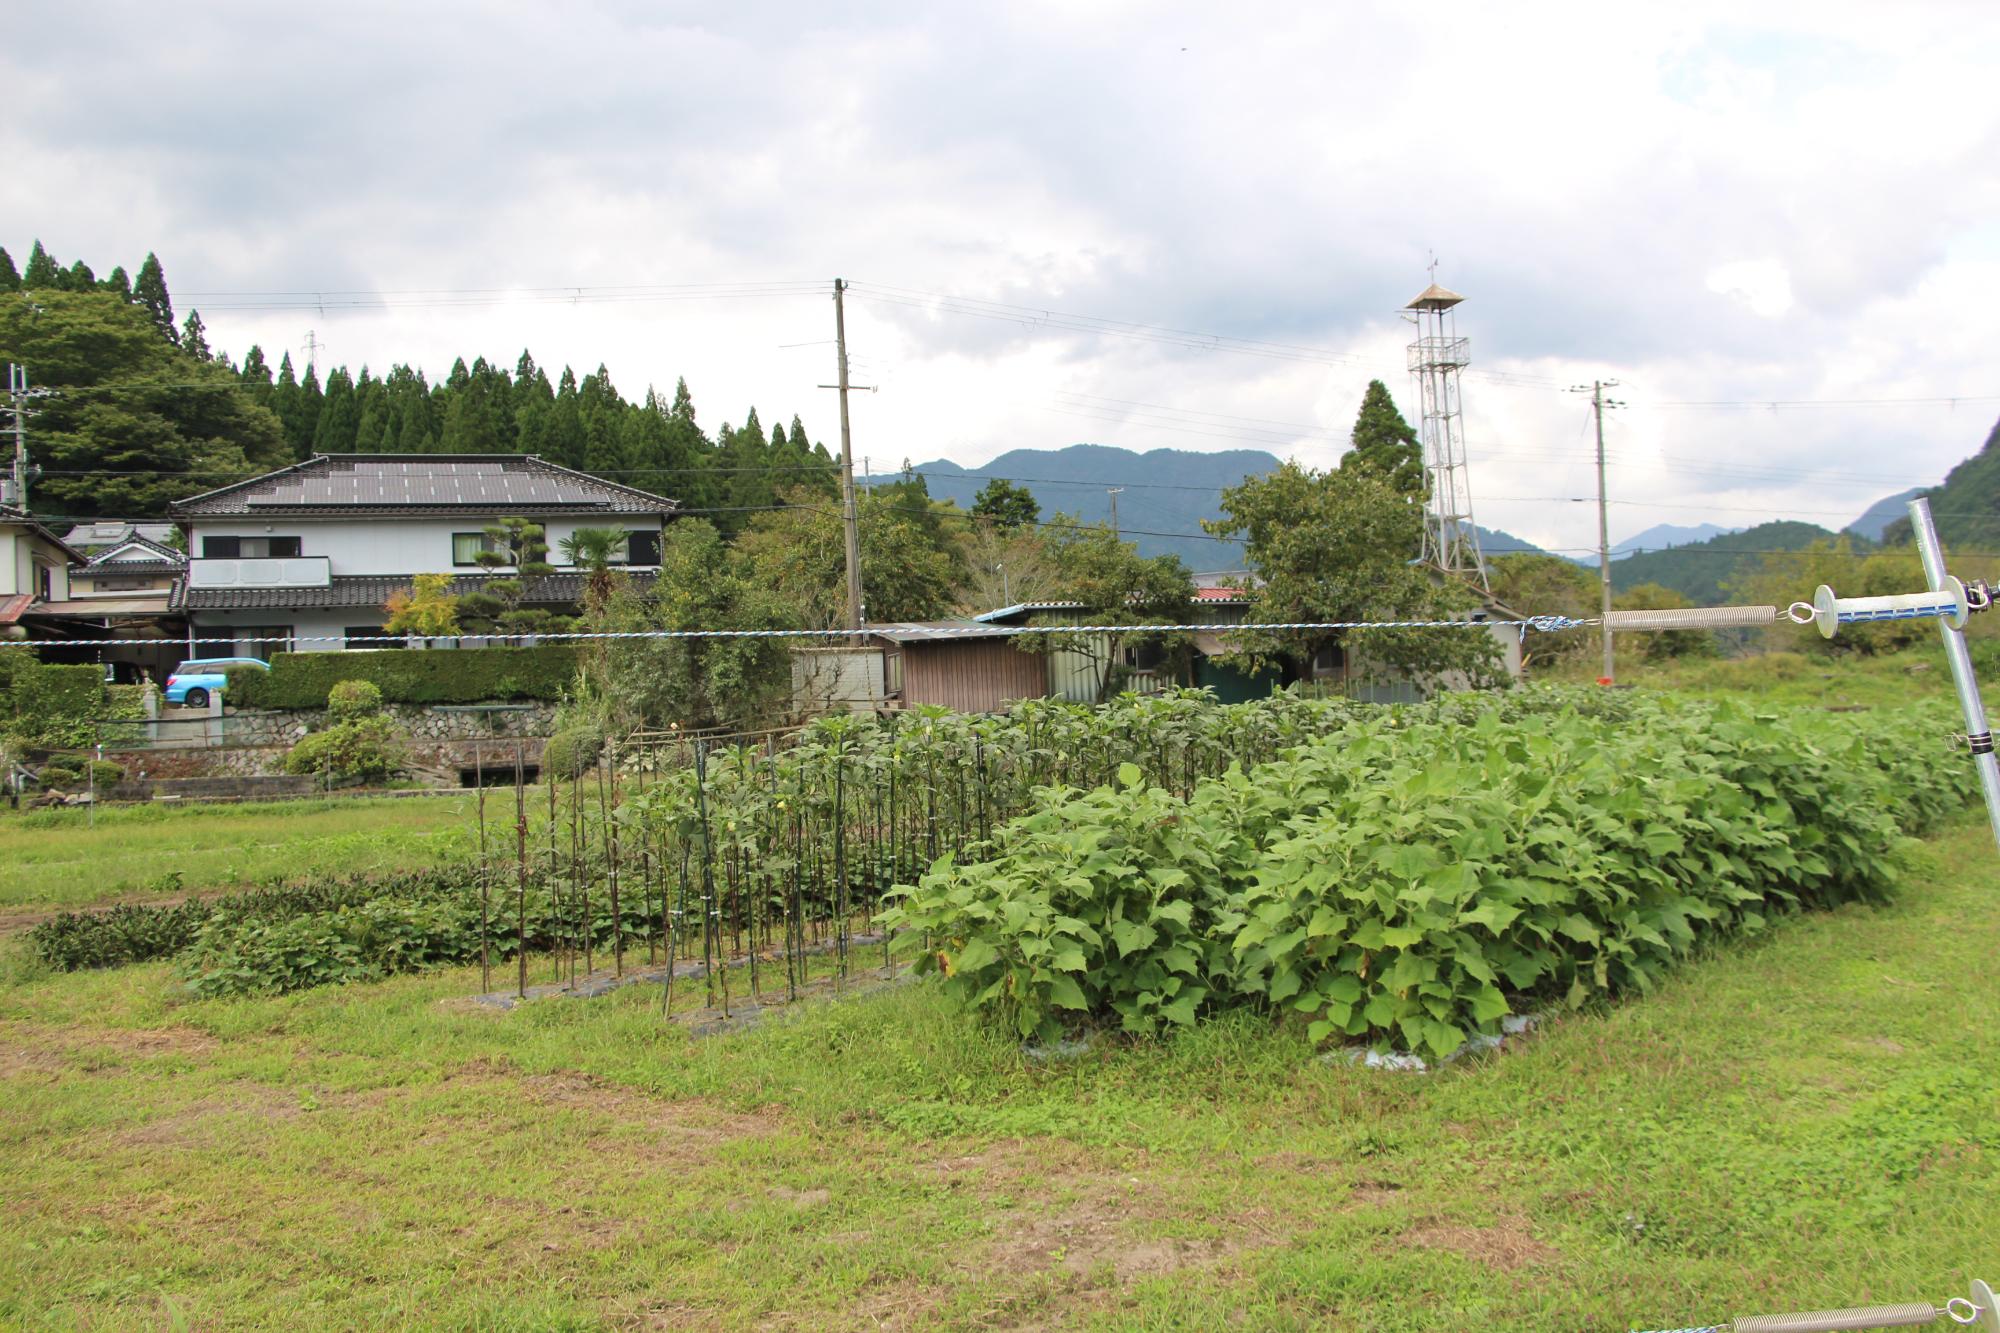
[2,817,1995,1329]
[0,796,480,913]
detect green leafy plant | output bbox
[283,715,404,781]
[325,679,385,721]
[227,646,576,709]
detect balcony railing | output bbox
[187,556,332,589]
[1407,336,1470,371]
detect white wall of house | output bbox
[0,527,71,601]
[188,517,666,576]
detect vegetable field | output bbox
[24,687,1976,1061]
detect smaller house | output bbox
[60,520,179,558]
[0,506,95,657]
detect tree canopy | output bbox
[1340,379,1426,499]
[1207,460,1501,690]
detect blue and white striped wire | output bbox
[0,616,1593,651]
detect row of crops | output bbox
[30,687,1976,1053]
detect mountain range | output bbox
[871,445,1546,572]
[876,416,1999,601]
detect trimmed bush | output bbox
[326,679,384,721]
[5,661,108,747]
[36,763,81,788]
[542,723,605,779]
[283,716,404,781]
[86,759,125,791]
[227,646,576,709]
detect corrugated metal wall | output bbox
[902,640,1049,712]
[1048,636,1109,702]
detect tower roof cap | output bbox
[1406,283,1465,311]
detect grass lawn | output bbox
[2,811,1994,1330]
[0,796,482,915]
[1548,646,2000,712]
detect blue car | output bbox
[165,657,268,709]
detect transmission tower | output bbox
[1406,276,1488,592]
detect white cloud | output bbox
[4,0,1999,558]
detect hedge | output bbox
[4,661,109,747]
[226,645,578,709]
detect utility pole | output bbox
[1570,379,1623,682]
[821,280,867,632]
[1106,486,1124,539]
[6,364,26,510]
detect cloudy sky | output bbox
[9,1,1999,556]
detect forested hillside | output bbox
[1880,416,2000,550]
[1609,520,1839,605]
[0,240,839,526]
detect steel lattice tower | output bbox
[1406,280,1488,592]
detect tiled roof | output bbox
[171,454,680,518]
[86,535,186,569]
[176,570,655,612]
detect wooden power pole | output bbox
[1570,378,1623,683]
[827,280,865,632]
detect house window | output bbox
[203,536,302,559]
[452,532,502,566]
[33,562,53,602]
[344,626,404,650]
[622,529,661,566]
[230,626,294,660]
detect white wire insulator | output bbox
[1602,605,1780,633]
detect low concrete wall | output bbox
[111,774,323,801]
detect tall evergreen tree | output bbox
[549,367,586,469]
[313,366,360,452]
[296,363,324,456]
[239,345,273,405]
[101,266,130,299]
[351,369,388,450]
[22,241,60,288]
[65,260,96,291]
[1340,379,1426,499]
[0,248,18,292]
[180,310,212,362]
[269,353,307,456]
[133,253,177,344]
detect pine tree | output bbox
[269,353,307,457]
[65,260,96,291]
[22,241,60,289]
[549,367,586,469]
[101,266,131,299]
[133,253,177,344]
[1340,379,1426,499]
[296,363,324,456]
[352,369,387,450]
[0,248,17,292]
[972,477,1041,530]
[180,310,212,361]
[239,345,273,405]
[313,366,360,452]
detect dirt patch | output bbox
[0,1020,218,1080]
[1400,1219,1558,1271]
[112,1088,304,1149]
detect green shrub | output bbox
[4,661,108,747]
[105,683,149,720]
[883,693,1975,1054]
[282,716,404,781]
[228,646,576,709]
[86,759,125,791]
[25,868,477,972]
[326,679,384,721]
[36,763,81,788]
[542,723,605,778]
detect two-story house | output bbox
[167,453,677,657]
